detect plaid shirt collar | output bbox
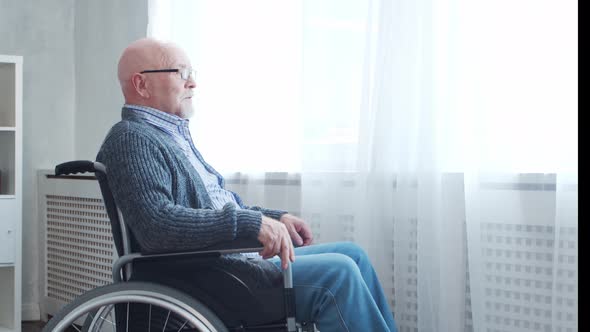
[123,104,190,136]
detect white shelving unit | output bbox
[0,55,23,332]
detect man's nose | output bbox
[186,78,197,89]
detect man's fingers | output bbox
[268,241,278,259]
[259,246,271,259]
[290,241,296,262]
[260,238,278,259]
[301,229,313,245]
[280,246,290,269]
[282,239,293,261]
[259,216,299,265]
[287,224,304,246]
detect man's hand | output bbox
[257,216,295,270]
[279,213,313,247]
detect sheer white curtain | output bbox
[148,0,577,331]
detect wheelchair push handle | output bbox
[55,160,106,176]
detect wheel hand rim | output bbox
[53,291,217,332]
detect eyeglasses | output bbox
[140,68,196,81]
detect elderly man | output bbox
[97,37,397,332]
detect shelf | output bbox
[0,55,20,332]
[0,62,15,128]
[0,131,15,195]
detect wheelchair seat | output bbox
[42,160,316,332]
[129,253,287,327]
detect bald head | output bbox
[118,38,170,97]
[117,38,196,118]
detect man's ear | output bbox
[131,73,150,98]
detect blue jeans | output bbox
[270,242,398,332]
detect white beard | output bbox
[179,106,195,119]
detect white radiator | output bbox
[38,171,115,320]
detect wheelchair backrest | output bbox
[54,160,132,258]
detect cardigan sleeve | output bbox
[245,206,289,221]
[96,128,262,254]
[229,190,289,221]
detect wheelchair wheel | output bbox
[43,281,228,332]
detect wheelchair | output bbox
[43,160,319,332]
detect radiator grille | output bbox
[45,194,114,304]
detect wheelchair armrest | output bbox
[187,237,264,255]
[143,238,264,258]
[113,238,264,282]
[54,160,106,176]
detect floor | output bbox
[21,321,45,332]
[23,320,82,332]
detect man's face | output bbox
[147,47,196,119]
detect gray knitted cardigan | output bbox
[96,108,288,254]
